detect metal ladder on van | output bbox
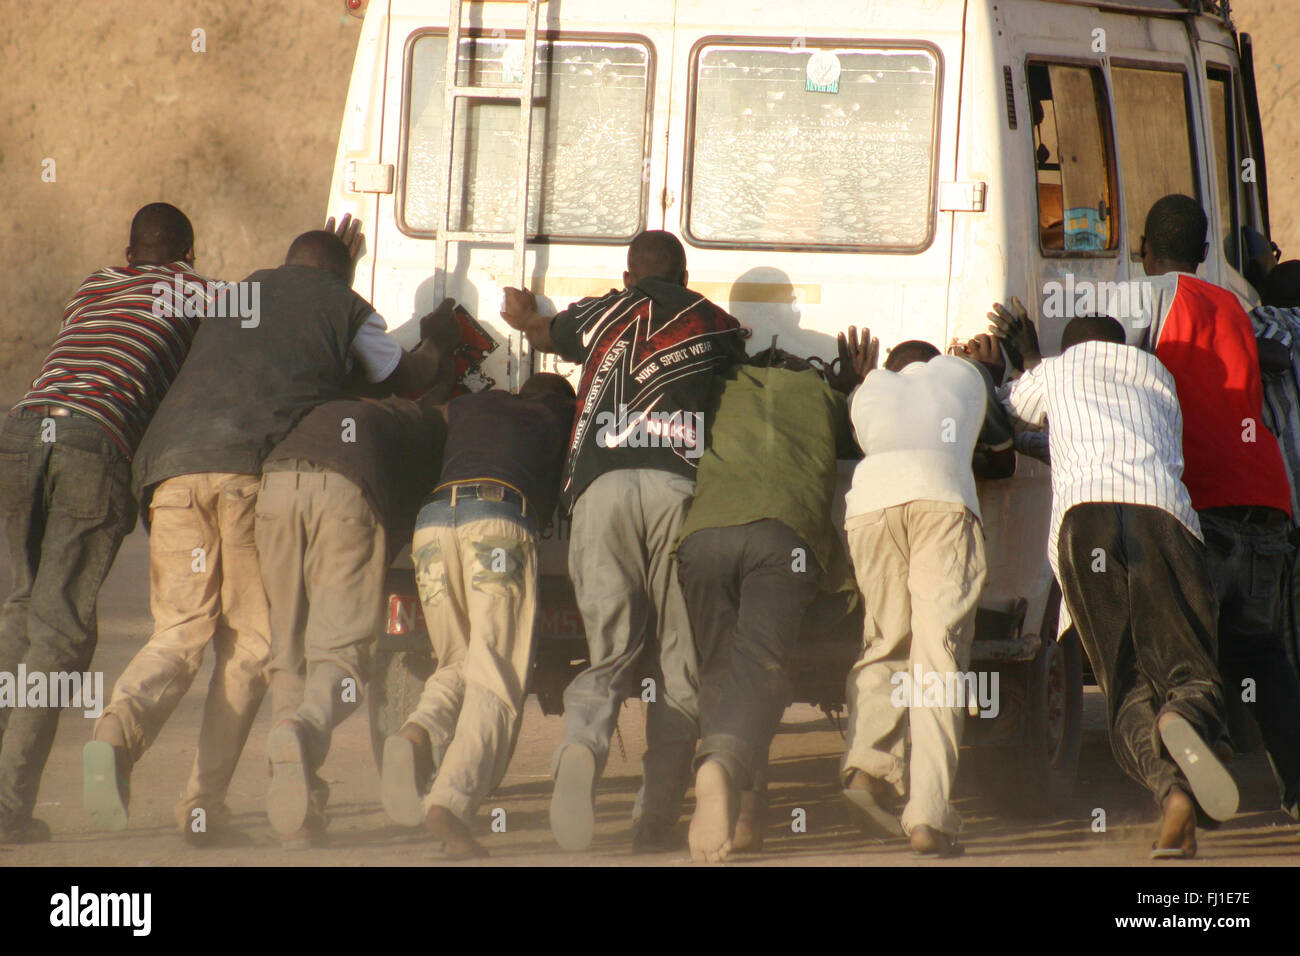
[432,0,545,389]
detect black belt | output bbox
[431,481,528,515]
[1202,505,1290,529]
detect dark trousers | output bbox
[676,520,821,791]
[1057,503,1227,810]
[0,410,136,824]
[1200,509,1300,815]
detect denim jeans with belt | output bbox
[406,487,540,823]
[0,409,136,826]
[1200,509,1300,815]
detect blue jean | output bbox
[1200,509,1300,815]
[407,493,539,822]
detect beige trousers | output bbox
[254,465,387,777]
[100,473,271,829]
[841,499,986,836]
[405,499,538,824]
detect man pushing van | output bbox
[501,231,745,851]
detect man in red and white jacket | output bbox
[1130,195,1300,820]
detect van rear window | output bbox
[685,42,940,252]
[1110,66,1199,259]
[401,34,652,241]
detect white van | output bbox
[329,0,1277,811]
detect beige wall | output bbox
[0,2,359,400]
[1,0,1296,401]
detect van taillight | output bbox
[387,594,423,635]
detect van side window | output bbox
[1110,66,1199,259]
[400,34,652,241]
[1207,68,1242,269]
[1027,62,1117,255]
[685,42,940,251]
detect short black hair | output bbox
[1264,260,1300,309]
[627,231,687,284]
[285,230,354,280]
[1144,194,1208,264]
[1061,314,1126,350]
[519,372,576,401]
[129,203,194,261]
[884,339,941,372]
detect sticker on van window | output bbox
[805,51,841,94]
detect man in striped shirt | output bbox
[0,203,208,843]
[997,309,1236,858]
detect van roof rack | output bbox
[1042,0,1231,23]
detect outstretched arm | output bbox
[501,287,556,353]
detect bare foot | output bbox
[1153,788,1198,859]
[689,759,738,863]
[731,790,765,853]
[425,805,487,859]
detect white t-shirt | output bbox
[349,311,403,383]
[1003,339,1200,580]
[846,355,987,520]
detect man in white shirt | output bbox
[839,340,988,857]
[997,309,1237,859]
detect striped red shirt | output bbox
[13,262,211,458]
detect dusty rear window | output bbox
[686,42,940,251]
[402,33,653,241]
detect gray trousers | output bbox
[0,411,136,825]
[559,468,699,821]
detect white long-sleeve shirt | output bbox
[1003,340,1200,578]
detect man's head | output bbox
[126,203,195,267]
[884,339,941,372]
[1060,314,1127,351]
[1141,194,1209,276]
[625,230,688,288]
[285,230,355,282]
[519,371,576,403]
[1264,260,1300,309]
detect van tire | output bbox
[368,648,436,769]
[975,629,1083,817]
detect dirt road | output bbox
[0,526,1296,868]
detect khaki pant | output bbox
[841,500,986,836]
[254,465,386,786]
[99,473,271,829]
[405,496,538,824]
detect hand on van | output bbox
[419,297,461,351]
[501,286,555,353]
[988,298,1041,372]
[828,325,878,394]
[950,333,1007,385]
[324,212,364,262]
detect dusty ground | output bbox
[1,0,1299,870]
[1,526,1296,868]
[0,0,1298,402]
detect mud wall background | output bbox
[1,0,1296,400]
